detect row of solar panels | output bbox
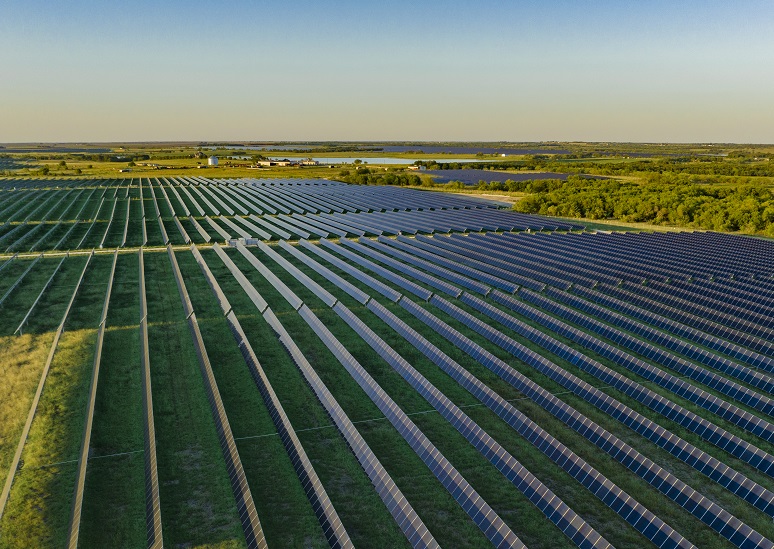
[334,237,774,480]
[371,234,774,430]
[161,176,503,217]
[266,244,619,548]
[165,245,267,548]
[278,239,766,548]
[231,240,527,546]
[234,243,615,548]
[455,291,774,505]
[0,177,130,189]
[212,245,440,548]
[595,282,774,359]
[322,237,772,507]
[514,290,774,439]
[569,284,774,371]
[66,251,120,549]
[368,233,774,386]
[410,233,774,358]
[541,230,774,282]
[542,286,774,388]
[416,299,770,549]
[469,231,774,306]
[620,231,774,277]
[298,238,774,544]
[138,249,163,548]
[190,245,353,548]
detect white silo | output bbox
[208,156,218,166]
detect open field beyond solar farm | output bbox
[1,176,774,549]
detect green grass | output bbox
[143,251,245,548]
[0,256,86,483]
[0,254,112,548]
[78,253,146,547]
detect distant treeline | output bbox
[546,159,774,179]
[336,169,423,187]
[415,156,774,179]
[63,153,151,162]
[514,176,774,235]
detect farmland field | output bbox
[1,176,773,549]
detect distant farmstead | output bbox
[208,156,218,166]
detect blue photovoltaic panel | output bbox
[236,242,304,310]
[278,241,370,305]
[448,293,774,515]
[299,240,402,302]
[397,297,770,549]
[295,305,523,548]
[256,241,338,307]
[225,278,438,547]
[319,239,433,301]
[339,238,462,298]
[513,289,774,443]
[362,300,693,549]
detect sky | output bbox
[1,0,773,143]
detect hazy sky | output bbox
[2,0,773,143]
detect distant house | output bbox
[194,151,206,159]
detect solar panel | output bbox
[256,241,337,307]
[396,297,768,548]
[235,242,303,310]
[331,302,612,548]
[296,305,523,548]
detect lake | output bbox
[269,157,484,165]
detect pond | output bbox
[269,157,485,165]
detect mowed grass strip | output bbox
[176,250,329,548]
[103,199,128,248]
[0,254,112,548]
[125,191,145,248]
[143,251,245,548]
[78,253,145,547]
[204,248,410,548]
[0,256,86,482]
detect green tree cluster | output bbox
[514,176,774,235]
[336,170,422,187]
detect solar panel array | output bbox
[4,175,774,548]
[257,229,774,549]
[0,177,582,252]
